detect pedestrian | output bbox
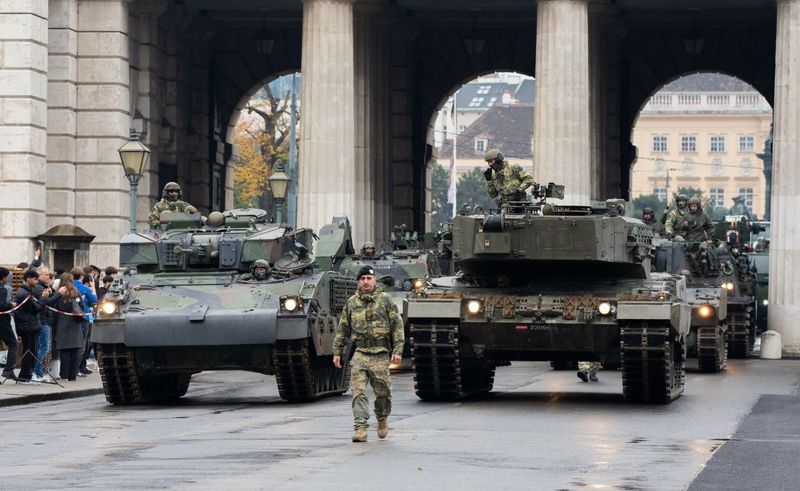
[32,268,63,382]
[96,275,114,300]
[13,270,47,382]
[0,267,19,381]
[104,266,118,278]
[332,266,404,443]
[53,274,86,381]
[71,267,97,376]
[483,148,534,205]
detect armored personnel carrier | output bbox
[405,185,692,404]
[91,209,356,404]
[653,240,728,372]
[718,246,758,357]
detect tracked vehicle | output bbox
[405,186,692,404]
[92,209,356,404]
[719,247,758,357]
[654,240,728,372]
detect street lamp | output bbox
[268,161,291,225]
[118,129,150,233]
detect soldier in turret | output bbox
[673,196,715,242]
[148,182,198,228]
[642,207,662,235]
[250,259,271,281]
[360,241,378,259]
[483,148,534,205]
[664,193,689,238]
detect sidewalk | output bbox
[0,371,104,408]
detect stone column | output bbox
[533,0,591,205]
[770,0,800,356]
[0,0,48,263]
[47,0,78,229]
[298,0,358,240]
[76,0,132,266]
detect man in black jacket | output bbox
[14,270,48,382]
[32,269,62,381]
[0,267,18,380]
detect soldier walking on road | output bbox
[333,266,404,443]
[483,149,534,205]
[577,361,600,382]
[148,182,198,228]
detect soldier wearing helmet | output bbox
[483,148,534,205]
[642,207,662,235]
[671,196,714,242]
[360,241,377,259]
[147,182,198,228]
[664,193,690,238]
[250,259,271,281]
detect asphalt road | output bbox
[2,359,799,490]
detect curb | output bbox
[0,387,105,408]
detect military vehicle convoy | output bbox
[92,209,356,404]
[405,185,692,404]
[653,240,728,372]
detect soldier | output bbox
[483,148,534,205]
[664,193,689,238]
[332,266,404,443]
[577,361,600,382]
[673,196,715,242]
[250,259,270,281]
[148,182,198,228]
[360,241,377,259]
[642,207,662,235]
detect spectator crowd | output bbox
[1,249,118,384]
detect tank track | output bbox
[96,344,191,404]
[273,338,349,402]
[621,323,685,404]
[410,321,495,401]
[697,325,727,373]
[727,308,755,358]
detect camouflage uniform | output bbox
[333,287,404,429]
[578,361,601,374]
[147,198,195,228]
[487,162,534,204]
[674,208,714,242]
[664,208,688,237]
[643,215,663,235]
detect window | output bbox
[739,135,755,152]
[652,136,668,153]
[468,97,485,107]
[653,187,667,201]
[681,135,697,153]
[477,85,491,95]
[458,124,466,132]
[710,188,725,208]
[710,135,726,153]
[739,188,754,209]
[475,138,486,152]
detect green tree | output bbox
[457,167,496,212]
[632,194,667,220]
[430,162,450,229]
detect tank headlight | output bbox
[413,278,425,290]
[100,301,117,316]
[763,299,769,306]
[597,302,613,315]
[723,282,735,291]
[697,304,714,319]
[282,296,303,313]
[466,300,482,315]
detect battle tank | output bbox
[653,239,728,372]
[405,185,692,404]
[91,209,356,404]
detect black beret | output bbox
[356,266,376,280]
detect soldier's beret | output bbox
[356,266,376,280]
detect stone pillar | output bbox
[0,0,49,264]
[355,6,391,243]
[47,0,78,229]
[389,28,415,237]
[533,0,591,204]
[770,0,800,356]
[76,0,132,266]
[298,0,358,240]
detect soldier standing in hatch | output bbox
[664,193,689,238]
[148,182,198,228]
[360,242,378,259]
[250,259,271,281]
[642,207,662,235]
[673,196,715,242]
[332,266,404,443]
[483,148,534,205]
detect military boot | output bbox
[377,419,389,439]
[576,370,589,382]
[589,372,599,382]
[352,427,368,443]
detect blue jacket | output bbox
[73,280,97,323]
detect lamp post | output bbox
[118,129,150,233]
[268,161,291,225]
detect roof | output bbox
[455,83,509,110]
[662,73,755,92]
[439,103,534,160]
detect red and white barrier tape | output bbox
[0,295,30,315]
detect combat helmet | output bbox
[675,193,688,209]
[688,196,701,210]
[251,259,270,281]
[162,181,182,200]
[361,241,376,257]
[484,149,504,165]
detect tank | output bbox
[653,239,728,372]
[91,209,356,404]
[719,246,758,357]
[405,185,692,404]
[748,251,769,334]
